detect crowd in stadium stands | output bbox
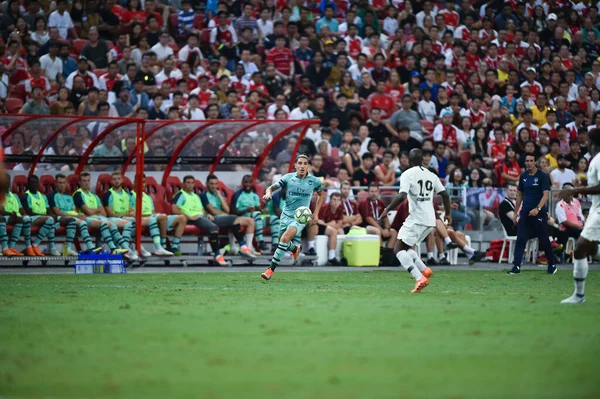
[0,0,599,262]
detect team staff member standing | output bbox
[508,153,557,275]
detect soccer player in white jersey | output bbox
[381,149,452,293]
[559,129,600,304]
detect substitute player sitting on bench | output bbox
[172,175,252,266]
[0,176,33,256]
[200,174,258,257]
[231,175,269,252]
[48,173,101,255]
[21,175,61,256]
[317,192,344,265]
[131,174,185,256]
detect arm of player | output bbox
[218,192,230,214]
[559,184,600,200]
[263,183,279,201]
[311,189,326,226]
[379,191,407,221]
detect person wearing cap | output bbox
[64,56,99,90]
[539,12,558,44]
[551,154,577,188]
[520,66,542,98]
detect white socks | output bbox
[397,250,423,280]
[245,233,254,250]
[427,252,434,259]
[444,237,452,246]
[463,245,475,258]
[408,249,427,272]
[328,249,335,260]
[573,258,589,296]
[308,240,315,249]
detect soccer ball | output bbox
[294,206,313,224]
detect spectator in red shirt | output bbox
[367,80,396,118]
[241,90,260,119]
[2,40,28,85]
[317,192,344,265]
[265,36,295,82]
[490,128,509,166]
[25,59,50,98]
[359,184,396,248]
[499,146,521,186]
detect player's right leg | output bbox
[165,214,186,255]
[7,215,29,256]
[561,234,599,304]
[188,216,228,266]
[261,214,303,280]
[396,222,433,293]
[86,217,126,255]
[29,215,55,256]
[235,216,259,254]
[0,216,18,256]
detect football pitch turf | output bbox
[1,269,599,399]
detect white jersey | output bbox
[589,154,600,215]
[398,166,445,227]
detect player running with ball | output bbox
[559,128,600,304]
[260,154,325,280]
[381,149,452,293]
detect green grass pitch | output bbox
[1,270,599,399]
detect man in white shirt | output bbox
[183,94,206,120]
[289,97,314,120]
[47,0,77,40]
[154,57,182,87]
[416,0,438,29]
[39,41,63,83]
[381,148,451,293]
[178,34,203,64]
[418,89,437,122]
[348,53,369,83]
[238,49,259,76]
[151,30,175,63]
[551,154,577,188]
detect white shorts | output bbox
[397,220,434,247]
[581,210,600,242]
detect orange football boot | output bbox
[32,245,45,256]
[291,243,302,265]
[421,267,433,278]
[411,276,429,293]
[10,248,24,256]
[261,268,274,280]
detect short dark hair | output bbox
[362,153,374,161]
[183,175,195,183]
[524,152,536,160]
[206,174,218,183]
[330,192,342,199]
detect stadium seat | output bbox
[154,198,171,214]
[144,176,165,200]
[39,175,56,195]
[200,28,211,46]
[459,151,471,168]
[93,69,107,79]
[95,173,112,197]
[50,82,59,95]
[5,98,23,113]
[167,41,179,52]
[66,174,79,194]
[11,175,28,196]
[194,179,206,194]
[122,176,133,192]
[9,83,26,101]
[253,184,265,205]
[165,176,183,202]
[72,39,89,55]
[357,191,369,202]
[421,120,434,134]
[217,181,235,202]
[194,14,205,29]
